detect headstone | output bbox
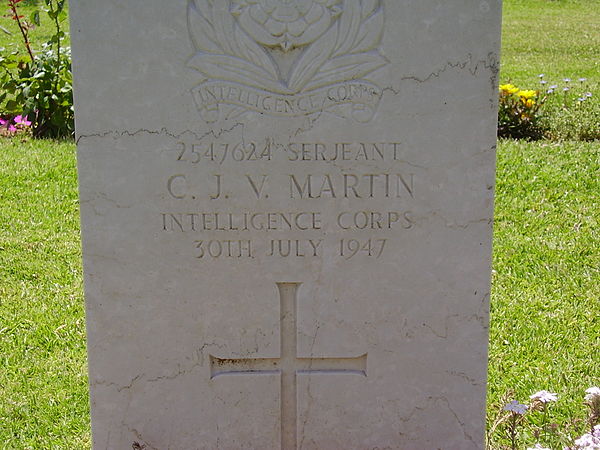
[71,0,502,448]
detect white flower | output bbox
[564,78,572,82]
[530,390,558,403]
[527,444,550,450]
[571,426,600,448]
[504,400,528,414]
[573,430,600,449]
[585,387,600,402]
[579,77,587,82]
[538,73,545,78]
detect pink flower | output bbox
[8,124,17,133]
[14,115,32,127]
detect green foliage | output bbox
[497,76,599,142]
[542,83,600,141]
[545,102,600,142]
[0,0,73,138]
[537,76,599,142]
[0,45,73,138]
[498,83,547,140]
[499,0,600,143]
[0,1,70,50]
[488,389,600,449]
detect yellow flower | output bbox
[518,89,537,99]
[499,83,519,94]
[525,99,535,108]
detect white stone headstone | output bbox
[71,1,502,448]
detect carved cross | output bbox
[210,282,367,450]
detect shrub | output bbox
[0,113,32,136]
[541,77,599,141]
[498,83,547,140]
[545,103,600,141]
[498,75,598,142]
[487,387,600,450]
[0,0,73,139]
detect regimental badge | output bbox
[188,0,388,123]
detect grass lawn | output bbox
[0,0,599,448]
[501,0,600,84]
[501,0,600,142]
[0,139,88,448]
[488,140,599,448]
[489,2,599,448]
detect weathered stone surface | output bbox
[71,1,502,448]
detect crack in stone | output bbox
[411,211,493,230]
[95,342,225,393]
[431,396,477,446]
[93,373,146,393]
[125,424,159,450]
[421,314,461,339]
[445,370,478,386]
[401,53,499,84]
[75,123,244,145]
[196,341,226,365]
[382,52,499,98]
[395,396,477,448]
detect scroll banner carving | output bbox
[188,0,388,123]
[192,80,383,123]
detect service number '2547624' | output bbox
[176,142,272,164]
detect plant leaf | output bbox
[288,25,338,92]
[30,11,40,26]
[361,0,379,19]
[211,3,239,56]
[234,27,279,80]
[304,52,388,91]
[214,3,278,79]
[188,54,287,94]
[193,0,213,20]
[351,5,384,54]
[187,0,221,54]
[333,0,362,57]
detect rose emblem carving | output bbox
[188,0,388,122]
[231,0,342,52]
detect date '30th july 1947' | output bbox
[193,238,388,260]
